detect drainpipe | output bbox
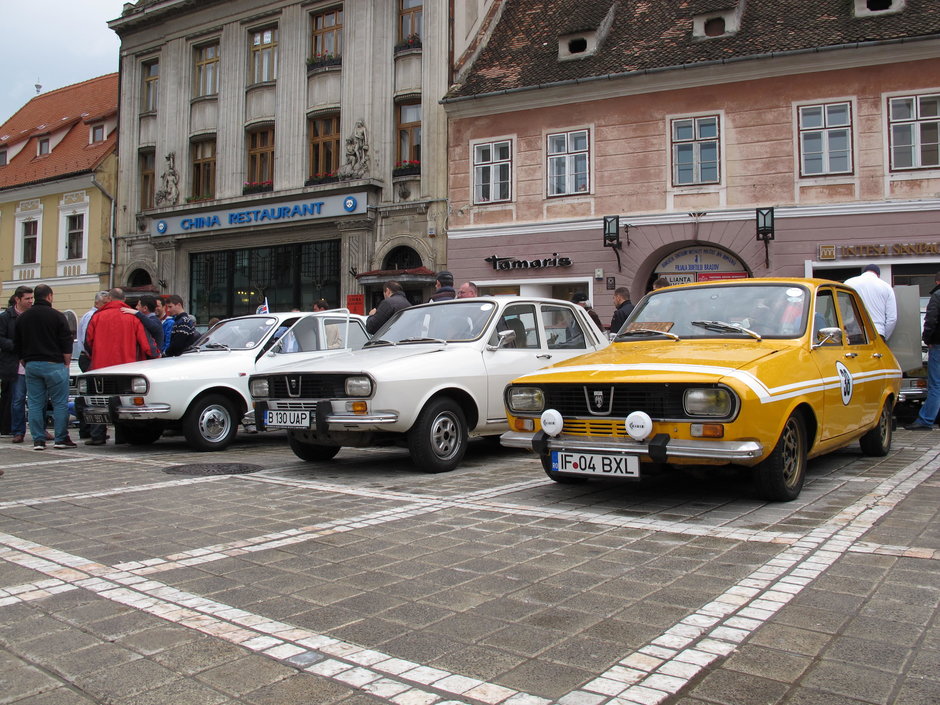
[92,176,116,289]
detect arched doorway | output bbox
[383,246,422,270]
[127,268,153,288]
[648,244,750,291]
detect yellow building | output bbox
[0,74,118,331]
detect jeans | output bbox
[25,361,69,444]
[917,344,940,426]
[10,374,26,436]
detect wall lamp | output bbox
[756,207,775,268]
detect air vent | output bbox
[854,0,906,17]
[558,32,597,60]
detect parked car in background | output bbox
[502,279,901,501]
[75,311,368,451]
[250,297,608,472]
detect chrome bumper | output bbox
[500,431,764,462]
[80,401,171,420]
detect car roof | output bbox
[217,310,367,323]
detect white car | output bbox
[75,311,369,451]
[249,297,608,472]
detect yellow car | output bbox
[502,278,901,501]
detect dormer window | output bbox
[38,138,50,156]
[692,1,743,39]
[0,150,6,166]
[559,32,597,60]
[90,124,105,144]
[854,0,905,17]
[704,17,726,37]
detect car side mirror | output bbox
[486,329,516,351]
[813,326,843,347]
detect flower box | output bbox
[394,34,422,53]
[243,181,273,195]
[393,161,420,177]
[307,54,342,70]
[305,173,339,186]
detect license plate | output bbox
[551,451,639,478]
[83,411,111,424]
[265,409,311,428]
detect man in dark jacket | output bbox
[429,271,457,302]
[609,286,635,334]
[122,294,164,350]
[163,295,200,357]
[0,286,33,443]
[366,281,411,334]
[906,272,940,430]
[13,284,74,450]
[84,288,161,445]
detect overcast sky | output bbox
[0,1,126,125]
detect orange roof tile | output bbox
[0,74,118,191]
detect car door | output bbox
[482,303,549,423]
[812,287,880,440]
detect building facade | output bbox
[0,75,119,330]
[109,0,451,319]
[443,0,940,327]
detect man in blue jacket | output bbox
[907,272,940,430]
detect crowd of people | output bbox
[0,286,201,455]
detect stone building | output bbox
[443,0,940,327]
[109,0,453,318]
[0,74,118,328]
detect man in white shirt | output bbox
[844,264,897,340]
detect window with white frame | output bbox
[671,116,719,186]
[547,129,589,196]
[142,60,159,112]
[22,220,38,264]
[38,138,50,156]
[91,124,105,143]
[889,93,940,170]
[250,27,278,83]
[194,42,220,97]
[473,140,512,204]
[66,214,84,260]
[799,102,852,176]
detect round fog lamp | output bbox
[625,411,653,441]
[540,409,564,437]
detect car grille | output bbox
[267,374,348,399]
[563,419,630,437]
[541,383,694,419]
[270,400,318,411]
[81,376,137,395]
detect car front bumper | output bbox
[254,399,399,431]
[76,396,172,422]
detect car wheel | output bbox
[288,433,341,462]
[539,453,588,484]
[407,397,467,473]
[860,399,893,457]
[755,412,807,502]
[182,394,238,452]
[115,421,164,446]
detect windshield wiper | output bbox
[203,342,231,350]
[691,320,762,340]
[364,339,394,347]
[398,337,447,345]
[616,328,680,341]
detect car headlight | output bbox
[506,386,545,413]
[249,378,269,398]
[77,378,88,394]
[345,376,372,397]
[130,377,148,394]
[684,387,733,417]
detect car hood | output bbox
[79,349,259,380]
[254,348,360,374]
[514,340,790,383]
[252,342,463,377]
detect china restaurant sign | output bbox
[152,193,367,237]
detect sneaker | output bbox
[53,438,78,449]
[904,420,935,431]
[33,441,46,450]
[11,435,24,443]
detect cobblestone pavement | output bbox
[0,429,938,705]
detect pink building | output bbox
[443,0,940,328]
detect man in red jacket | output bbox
[84,287,161,445]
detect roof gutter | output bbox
[92,176,116,290]
[442,33,940,104]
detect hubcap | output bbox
[430,412,460,460]
[780,419,802,489]
[200,405,231,443]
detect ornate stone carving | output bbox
[62,190,88,206]
[337,119,370,179]
[154,152,180,206]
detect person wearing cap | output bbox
[843,264,897,340]
[430,271,457,302]
[571,292,602,329]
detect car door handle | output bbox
[844,352,857,358]
[536,354,552,359]
[873,352,883,358]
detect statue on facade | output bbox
[338,120,369,179]
[155,152,180,206]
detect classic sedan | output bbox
[75,311,368,451]
[502,279,901,501]
[250,297,608,472]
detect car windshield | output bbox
[368,301,497,344]
[193,316,279,350]
[621,283,810,339]
[272,314,367,353]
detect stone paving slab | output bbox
[1,431,938,704]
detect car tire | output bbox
[539,453,588,484]
[182,394,238,452]
[755,412,807,502]
[115,421,164,446]
[288,433,341,462]
[860,399,893,457]
[407,397,467,473]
